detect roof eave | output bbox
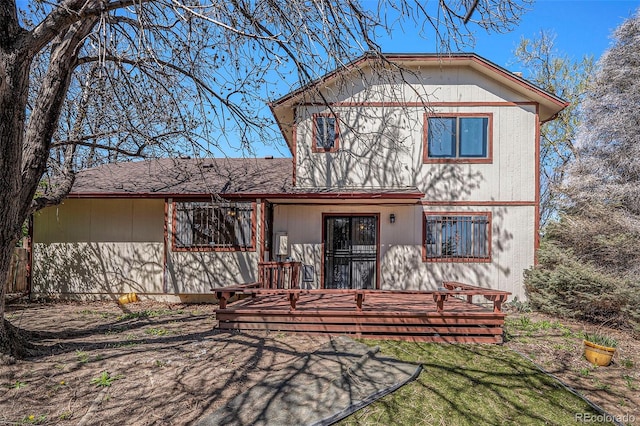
[66,190,424,200]
[270,52,569,127]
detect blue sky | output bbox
[469,0,637,68]
[258,0,640,157]
[16,0,640,157]
[381,1,638,68]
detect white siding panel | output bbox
[164,200,262,293]
[165,251,258,293]
[321,67,532,105]
[296,67,539,204]
[273,204,533,298]
[380,205,534,299]
[297,103,536,202]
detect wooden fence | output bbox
[5,248,29,294]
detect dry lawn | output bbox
[0,301,638,425]
[0,301,329,425]
[504,313,640,424]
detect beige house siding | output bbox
[33,198,165,297]
[273,203,531,299]
[296,81,537,201]
[297,66,535,106]
[284,64,539,299]
[31,56,557,301]
[380,205,534,299]
[33,198,263,298]
[163,200,261,293]
[419,105,537,202]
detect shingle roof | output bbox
[70,157,294,196]
[68,157,424,200]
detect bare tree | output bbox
[524,10,640,332]
[558,8,640,276]
[568,10,640,216]
[0,0,531,359]
[512,31,593,225]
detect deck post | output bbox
[288,292,299,310]
[291,264,300,289]
[432,293,448,312]
[355,291,365,311]
[491,294,507,312]
[216,291,234,309]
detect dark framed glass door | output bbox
[324,215,377,289]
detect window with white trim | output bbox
[174,201,253,250]
[424,214,490,261]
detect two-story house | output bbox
[31,53,567,302]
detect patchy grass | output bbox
[75,350,89,364]
[504,313,639,424]
[78,309,114,319]
[8,380,27,390]
[505,316,577,339]
[116,309,184,321]
[144,327,170,336]
[21,414,47,424]
[3,302,637,425]
[90,372,123,388]
[339,341,613,426]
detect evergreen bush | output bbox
[524,240,640,336]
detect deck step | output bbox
[215,290,508,343]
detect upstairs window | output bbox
[423,213,491,262]
[312,114,339,152]
[173,201,254,251]
[425,114,491,162]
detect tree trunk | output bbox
[0,42,33,360]
[0,4,99,361]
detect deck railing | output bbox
[258,261,301,290]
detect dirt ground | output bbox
[0,300,331,425]
[504,312,640,425]
[0,300,638,425]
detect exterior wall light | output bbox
[390,213,396,224]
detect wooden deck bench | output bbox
[442,281,510,312]
[210,282,261,309]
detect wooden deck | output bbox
[215,282,510,343]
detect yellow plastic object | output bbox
[118,292,139,305]
[583,340,615,366]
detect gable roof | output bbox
[270,52,569,152]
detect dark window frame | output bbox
[423,113,493,164]
[312,113,340,152]
[172,200,256,252]
[422,212,492,262]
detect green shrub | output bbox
[524,240,640,335]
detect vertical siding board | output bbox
[31,64,548,300]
